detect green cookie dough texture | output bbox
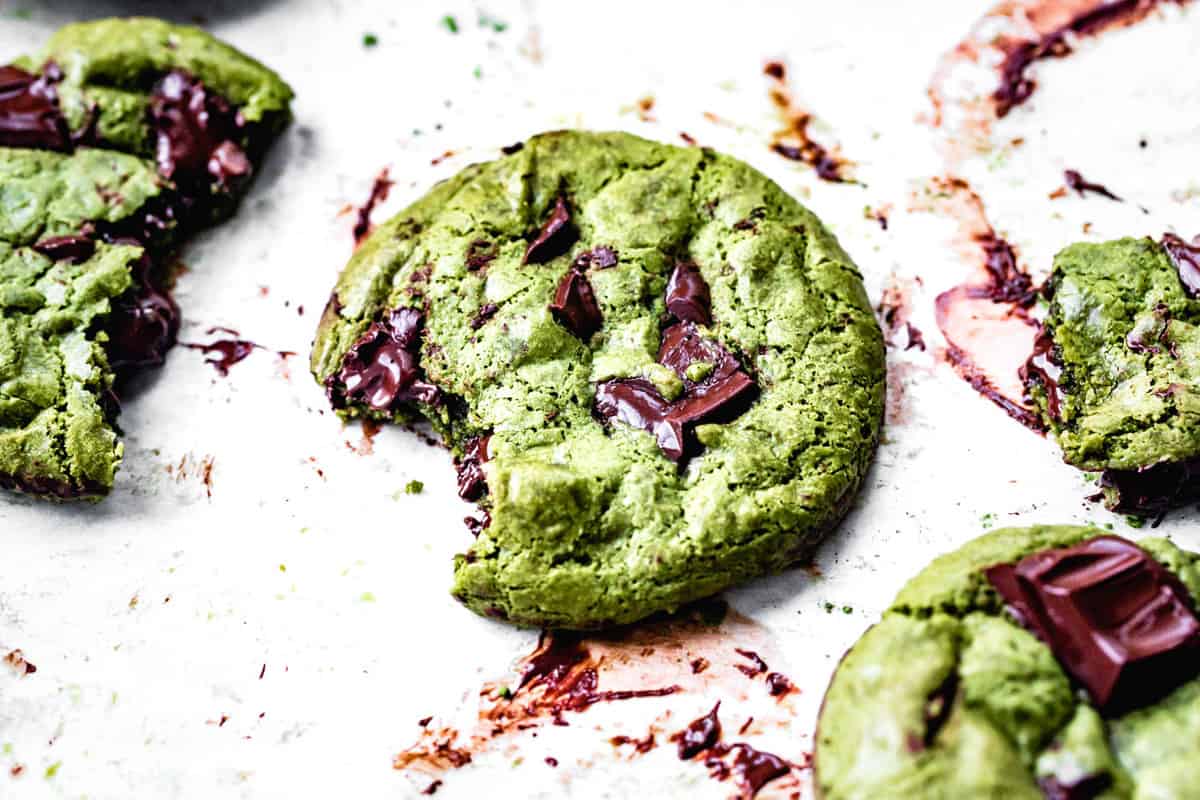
[312,130,885,628]
[815,525,1200,800]
[0,19,292,499]
[1027,237,1200,512]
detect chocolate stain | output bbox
[764,62,850,183]
[352,167,394,245]
[392,600,807,795]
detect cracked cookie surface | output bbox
[311,130,885,628]
[815,525,1200,800]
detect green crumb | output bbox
[362,32,379,47]
[498,686,513,699]
[359,591,377,603]
[824,602,835,614]
[472,65,482,79]
[1126,516,1146,529]
[44,762,60,779]
[278,564,287,573]
[405,479,425,495]
[441,15,459,33]
[842,605,853,614]
[478,13,508,33]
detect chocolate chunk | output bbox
[329,308,440,411]
[149,70,251,190]
[1100,457,1200,518]
[0,64,71,151]
[523,195,574,264]
[727,744,790,797]
[658,322,756,426]
[572,245,618,270]
[665,261,711,325]
[1162,232,1200,298]
[549,268,602,340]
[765,672,792,696]
[675,702,721,759]
[1038,773,1113,800]
[456,435,490,501]
[594,378,685,461]
[32,234,95,264]
[500,141,524,155]
[985,536,1200,714]
[106,253,180,372]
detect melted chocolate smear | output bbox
[675,702,722,759]
[32,234,95,264]
[986,535,1200,715]
[1063,169,1122,202]
[977,233,1036,306]
[1100,457,1200,518]
[328,308,441,412]
[572,245,618,270]
[611,731,656,754]
[596,323,756,461]
[549,268,602,340]
[665,261,711,325]
[149,70,252,192]
[1020,327,1065,421]
[523,195,575,264]
[727,744,791,798]
[107,252,181,373]
[992,0,1181,117]
[1162,232,1200,298]
[1038,773,1114,800]
[0,64,70,151]
[353,168,394,245]
[455,435,490,501]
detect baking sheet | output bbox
[1,1,1197,797]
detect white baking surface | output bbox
[1,1,1197,797]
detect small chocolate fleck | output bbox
[675,702,721,759]
[573,245,618,270]
[765,672,793,696]
[1063,169,1122,202]
[32,234,95,263]
[469,302,498,330]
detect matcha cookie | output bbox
[816,525,1200,800]
[312,130,885,629]
[0,18,292,499]
[1022,236,1200,516]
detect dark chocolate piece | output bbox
[0,64,70,151]
[1038,773,1113,800]
[106,253,180,372]
[594,378,685,461]
[549,268,602,340]
[465,239,497,271]
[523,195,574,264]
[657,322,756,426]
[32,234,95,264]
[765,672,792,696]
[985,535,1200,714]
[1100,457,1200,518]
[456,435,490,501]
[329,308,440,411]
[149,70,251,191]
[1162,232,1200,298]
[469,303,498,330]
[727,744,790,797]
[676,702,721,759]
[665,261,711,325]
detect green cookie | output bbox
[1024,237,1200,516]
[816,525,1200,800]
[312,130,885,628]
